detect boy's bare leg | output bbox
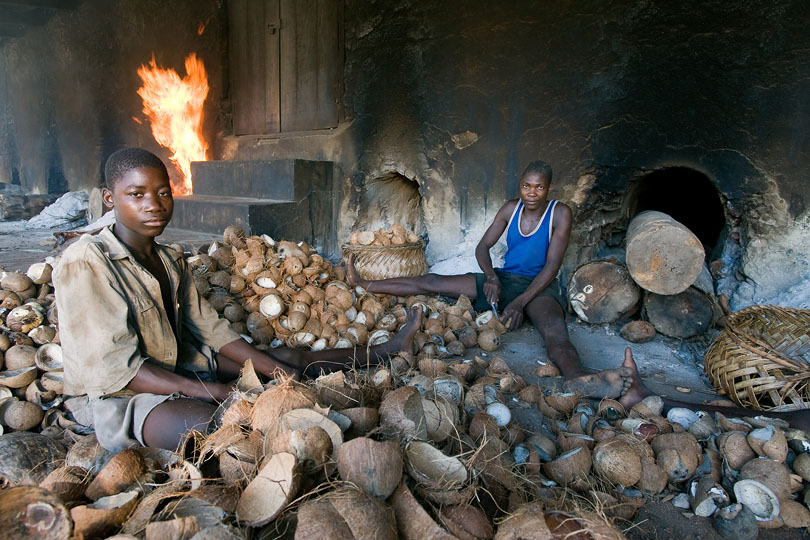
[270,306,424,377]
[346,254,477,298]
[618,348,810,431]
[525,296,631,399]
[141,398,217,451]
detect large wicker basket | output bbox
[342,242,428,280]
[704,305,810,410]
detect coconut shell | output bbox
[592,438,642,487]
[406,440,469,503]
[294,498,354,540]
[544,392,579,415]
[792,451,810,481]
[779,499,810,528]
[6,305,44,333]
[0,485,72,540]
[71,490,141,540]
[263,407,343,466]
[0,365,37,388]
[732,479,780,522]
[0,431,65,485]
[266,425,333,474]
[314,371,362,410]
[2,272,33,293]
[341,407,379,438]
[651,432,701,483]
[336,437,402,499]
[389,482,457,540]
[636,458,668,494]
[4,344,37,370]
[494,501,551,540]
[717,431,756,470]
[144,516,201,540]
[542,446,592,490]
[439,504,494,540]
[557,432,595,453]
[250,378,318,433]
[739,457,791,502]
[423,397,459,442]
[236,452,299,526]
[379,386,428,440]
[746,425,788,463]
[712,503,758,540]
[1,398,44,430]
[325,487,398,540]
[469,411,500,441]
[40,466,90,504]
[477,329,501,352]
[85,449,146,501]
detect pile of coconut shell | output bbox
[187,226,507,357]
[0,262,65,436]
[348,224,420,246]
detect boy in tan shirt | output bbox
[56,148,421,451]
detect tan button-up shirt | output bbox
[54,226,240,400]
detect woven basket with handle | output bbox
[704,305,810,411]
[342,242,428,281]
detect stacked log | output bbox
[625,211,705,296]
[567,259,641,324]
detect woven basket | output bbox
[342,242,428,280]
[704,305,810,411]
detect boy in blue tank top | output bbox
[347,161,634,400]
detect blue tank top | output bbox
[501,200,557,277]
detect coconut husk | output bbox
[263,407,343,467]
[71,490,141,539]
[236,452,299,526]
[65,434,114,473]
[0,485,72,540]
[336,437,403,499]
[323,486,398,540]
[341,407,379,438]
[651,432,701,483]
[543,508,626,540]
[122,484,186,536]
[379,386,428,440]
[635,458,668,495]
[145,515,201,540]
[266,424,333,474]
[739,457,791,502]
[493,501,551,539]
[389,482,457,540]
[0,431,66,485]
[544,392,579,415]
[438,503,494,540]
[295,498,355,540]
[39,466,90,504]
[0,365,38,388]
[1,398,44,430]
[779,499,810,528]
[557,432,595,453]
[716,431,756,470]
[314,371,362,410]
[85,448,147,501]
[542,446,592,490]
[424,397,459,443]
[250,376,318,433]
[592,438,642,487]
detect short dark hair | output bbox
[522,161,553,183]
[104,148,169,189]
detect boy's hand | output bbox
[501,298,526,331]
[483,275,501,305]
[195,381,232,404]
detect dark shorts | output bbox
[471,269,565,313]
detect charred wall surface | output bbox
[2,1,810,305]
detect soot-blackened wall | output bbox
[2,1,810,306]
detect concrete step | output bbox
[172,159,336,254]
[189,159,327,200]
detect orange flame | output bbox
[136,54,209,195]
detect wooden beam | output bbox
[0,0,79,9]
[0,23,27,37]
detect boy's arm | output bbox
[475,200,517,303]
[500,202,572,330]
[126,362,231,402]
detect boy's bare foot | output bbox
[345,254,366,289]
[384,305,423,353]
[618,347,654,409]
[563,366,633,400]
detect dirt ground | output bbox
[0,221,806,539]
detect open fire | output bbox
[136,53,209,196]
